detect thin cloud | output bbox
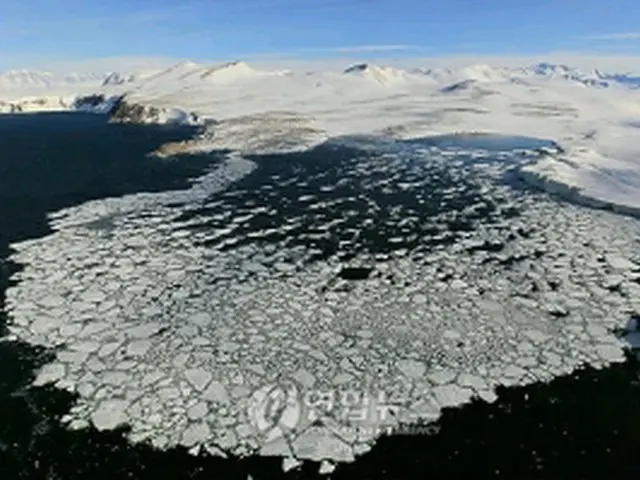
[121,0,371,22]
[307,45,425,53]
[219,0,373,10]
[583,32,640,40]
[255,45,428,57]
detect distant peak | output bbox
[202,61,251,72]
[176,60,199,69]
[1,69,53,76]
[520,62,611,88]
[218,60,249,68]
[198,61,276,82]
[162,61,200,73]
[102,71,136,86]
[533,62,570,70]
[0,69,56,88]
[343,63,370,74]
[440,79,477,93]
[342,63,407,85]
[458,64,507,82]
[206,61,255,74]
[143,61,201,82]
[526,62,574,75]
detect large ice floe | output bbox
[4,131,640,465]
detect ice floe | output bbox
[4,138,640,464]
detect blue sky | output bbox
[1,0,640,68]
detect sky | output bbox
[1,0,640,70]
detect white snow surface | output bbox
[2,58,640,213]
[0,69,111,92]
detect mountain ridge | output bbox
[2,61,639,92]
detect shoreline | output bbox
[3,97,640,224]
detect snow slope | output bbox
[0,70,56,89]
[342,63,412,85]
[1,60,640,214]
[0,69,112,90]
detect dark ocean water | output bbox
[0,112,217,256]
[1,113,640,479]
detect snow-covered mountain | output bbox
[198,61,287,83]
[102,72,138,86]
[411,64,511,84]
[0,69,118,91]
[4,61,635,95]
[3,60,638,127]
[0,70,56,89]
[341,62,513,86]
[62,72,109,84]
[342,63,411,85]
[594,70,640,89]
[141,61,201,84]
[136,60,287,87]
[517,62,610,88]
[411,62,637,89]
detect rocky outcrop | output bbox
[0,101,23,113]
[440,79,476,93]
[342,63,408,85]
[109,98,161,123]
[343,63,370,75]
[74,93,107,108]
[440,79,498,98]
[102,72,136,86]
[72,94,122,114]
[109,97,199,125]
[151,139,201,158]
